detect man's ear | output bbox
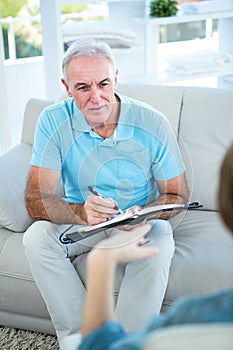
[114,69,118,90]
[61,78,72,97]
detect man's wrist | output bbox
[68,202,87,224]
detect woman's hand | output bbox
[116,205,144,231]
[91,223,158,265]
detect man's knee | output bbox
[149,219,173,236]
[23,220,56,252]
[147,219,175,258]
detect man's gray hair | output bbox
[62,40,117,78]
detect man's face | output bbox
[62,55,118,127]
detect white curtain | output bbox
[0,24,11,153]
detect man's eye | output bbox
[100,82,109,88]
[77,86,89,91]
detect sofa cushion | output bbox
[0,143,33,232]
[21,98,53,146]
[118,84,185,132]
[179,87,233,210]
[164,210,233,308]
[0,231,49,318]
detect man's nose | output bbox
[90,86,101,103]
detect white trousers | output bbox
[23,219,174,345]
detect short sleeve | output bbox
[31,109,62,170]
[78,321,126,350]
[151,117,185,181]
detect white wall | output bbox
[0,25,11,152]
[3,57,46,148]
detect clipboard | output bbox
[60,202,202,243]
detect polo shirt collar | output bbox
[71,102,91,133]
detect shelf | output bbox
[222,74,233,83]
[131,34,233,85]
[131,68,233,86]
[137,9,233,79]
[221,74,233,87]
[61,0,144,4]
[134,10,233,26]
[112,45,143,55]
[40,0,233,98]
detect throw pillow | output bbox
[0,143,33,232]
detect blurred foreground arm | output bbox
[81,224,158,336]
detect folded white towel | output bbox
[167,50,233,76]
[181,0,233,14]
[62,22,138,48]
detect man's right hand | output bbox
[84,194,119,226]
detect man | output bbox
[75,143,233,350]
[23,40,188,344]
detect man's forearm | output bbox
[26,192,87,224]
[146,172,189,219]
[146,192,188,219]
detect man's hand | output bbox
[84,194,119,226]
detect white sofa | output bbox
[0,84,233,340]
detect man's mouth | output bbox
[88,105,105,112]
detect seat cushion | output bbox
[163,210,233,308]
[0,230,49,319]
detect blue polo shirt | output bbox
[31,93,185,210]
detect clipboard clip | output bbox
[187,202,203,209]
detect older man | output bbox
[23,40,188,345]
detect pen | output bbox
[87,186,122,213]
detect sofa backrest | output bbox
[179,87,233,211]
[118,84,185,132]
[21,98,53,145]
[118,84,233,211]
